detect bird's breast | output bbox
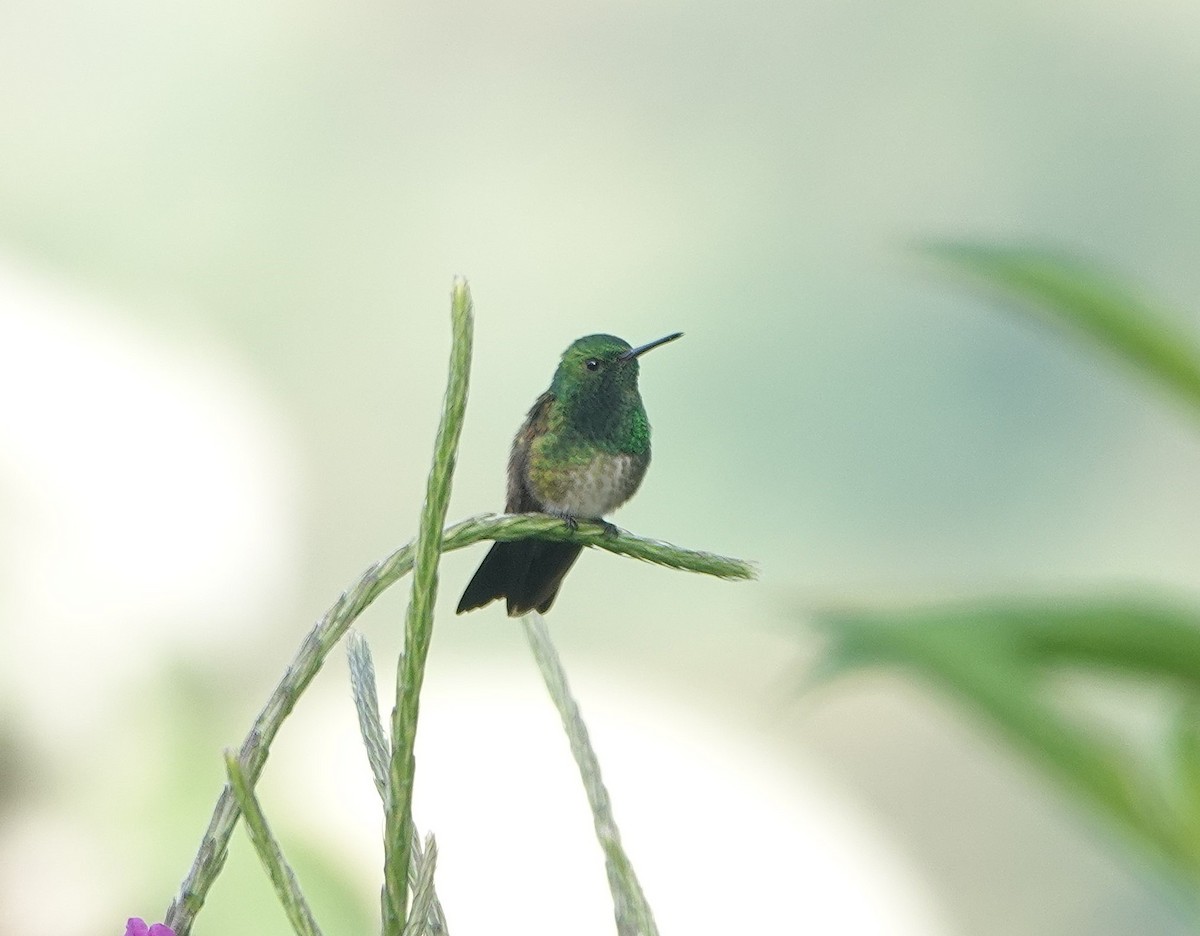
[530,451,647,519]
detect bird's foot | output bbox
[552,513,617,537]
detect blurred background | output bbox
[2,0,1199,933]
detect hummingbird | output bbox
[457,331,683,616]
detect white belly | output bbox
[542,453,644,518]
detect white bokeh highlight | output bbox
[276,659,952,936]
[0,257,300,735]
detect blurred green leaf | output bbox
[809,597,1200,886]
[927,243,1200,416]
[1170,700,1200,845]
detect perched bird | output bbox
[457,331,682,616]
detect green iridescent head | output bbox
[549,332,683,398]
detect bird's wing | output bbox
[506,391,554,513]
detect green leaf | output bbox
[809,597,1200,886]
[1169,699,1200,858]
[821,597,1200,687]
[926,242,1200,416]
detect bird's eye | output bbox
[585,358,600,371]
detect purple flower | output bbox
[125,918,175,936]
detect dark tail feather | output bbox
[456,540,583,616]
[457,540,522,614]
[515,541,582,615]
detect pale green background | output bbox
[1,0,1199,933]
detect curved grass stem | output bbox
[383,277,473,934]
[163,514,753,935]
[522,611,659,936]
